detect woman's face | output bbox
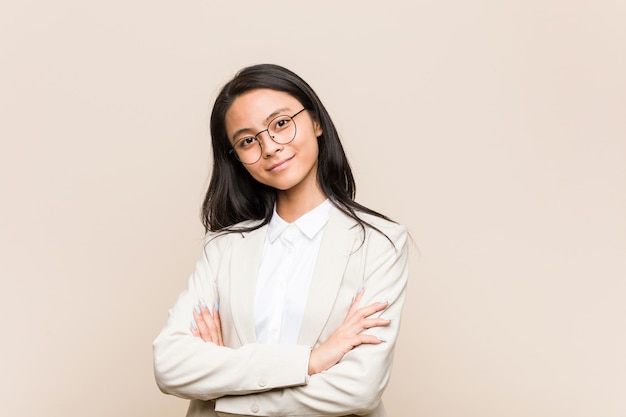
[225,88,323,193]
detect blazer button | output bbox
[258,378,267,387]
[250,403,260,413]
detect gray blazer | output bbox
[153,206,409,416]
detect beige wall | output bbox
[1,1,624,416]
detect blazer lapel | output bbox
[229,225,267,345]
[297,207,359,345]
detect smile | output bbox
[268,156,294,172]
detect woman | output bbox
[153,64,409,417]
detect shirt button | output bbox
[258,378,267,387]
[251,403,260,413]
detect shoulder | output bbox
[356,210,407,242]
[350,210,409,278]
[330,206,407,248]
[357,211,405,232]
[203,219,266,247]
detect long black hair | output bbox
[202,63,393,234]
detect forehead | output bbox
[225,89,302,134]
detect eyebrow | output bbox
[230,107,293,142]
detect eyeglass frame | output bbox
[228,108,307,165]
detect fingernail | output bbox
[381,317,392,322]
[377,336,387,342]
[356,285,364,295]
[199,297,207,307]
[379,300,389,305]
[191,318,198,330]
[214,301,220,312]
[194,304,201,314]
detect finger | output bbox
[343,300,388,329]
[344,333,386,350]
[358,334,386,345]
[344,316,391,337]
[343,307,391,334]
[199,298,220,343]
[348,286,365,316]
[213,302,224,346]
[361,317,392,330]
[190,318,200,337]
[357,300,389,319]
[193,304,212,342]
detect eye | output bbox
[272,116,292,131]
[236,136,257,149]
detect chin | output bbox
[252,174,295,191]
[270,182,297,191]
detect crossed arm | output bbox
[154,223,408,415]
[191,288,391,376]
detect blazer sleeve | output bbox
[152,233,311,400]
[214,223,409,416]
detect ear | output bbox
[313,119,323,138]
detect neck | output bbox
[276,183,327,223]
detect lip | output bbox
[268,155,294,172]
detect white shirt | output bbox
[254,199,332,345]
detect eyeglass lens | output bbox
[232,114,297,164]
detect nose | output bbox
[259,130,283,158]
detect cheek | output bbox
[309,139,320,160]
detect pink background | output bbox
[1,1,624,416]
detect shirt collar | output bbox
[267,199,332,242]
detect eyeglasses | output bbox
[229,108,306,164]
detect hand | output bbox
[308,288,390,375]
[190,297,224,346]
